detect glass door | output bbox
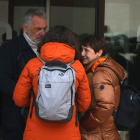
[49,0,96,49]
[0,0,46,46]
[0,0,98,49]
[0,0,9,46]
[104,1,140,140]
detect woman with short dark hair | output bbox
[79,35,125,140]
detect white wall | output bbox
[105,0,140,38]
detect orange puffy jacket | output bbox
[13,42,91,140]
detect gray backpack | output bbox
[30,57,76,123]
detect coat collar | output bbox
[85,56,126,81]
[18,32,31,50]
[85,56,107,73]
[23,31,37,48]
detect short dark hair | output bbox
[39,25,80,59]
[40,25,75,47]
[81,35,107,56]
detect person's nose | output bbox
[81,50,85,57]
[40,29,46,36]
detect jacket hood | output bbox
[40,42,75,64]
[85,56,125,81]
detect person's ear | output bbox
[97,49,103,57]
[22,23,29,34]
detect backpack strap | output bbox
[38,56,46,64]
[75,100,78,126]
[68,61,78,126]
[38,57,69,68]
[69,73,78,126]
[67,61,75,65]
[121,78,127,86]
[45,60,67,68]
[30,91,36,118]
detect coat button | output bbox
[100,85,104,90]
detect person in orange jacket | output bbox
[79,35,125,140]
[13,25,91,140]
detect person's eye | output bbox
[44,27,47,31]
[36,28,41,31]
[85,49,89,52]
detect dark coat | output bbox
[0,33,37,140]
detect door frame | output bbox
[95,0,105,37]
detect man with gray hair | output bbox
[0,8,47,140]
